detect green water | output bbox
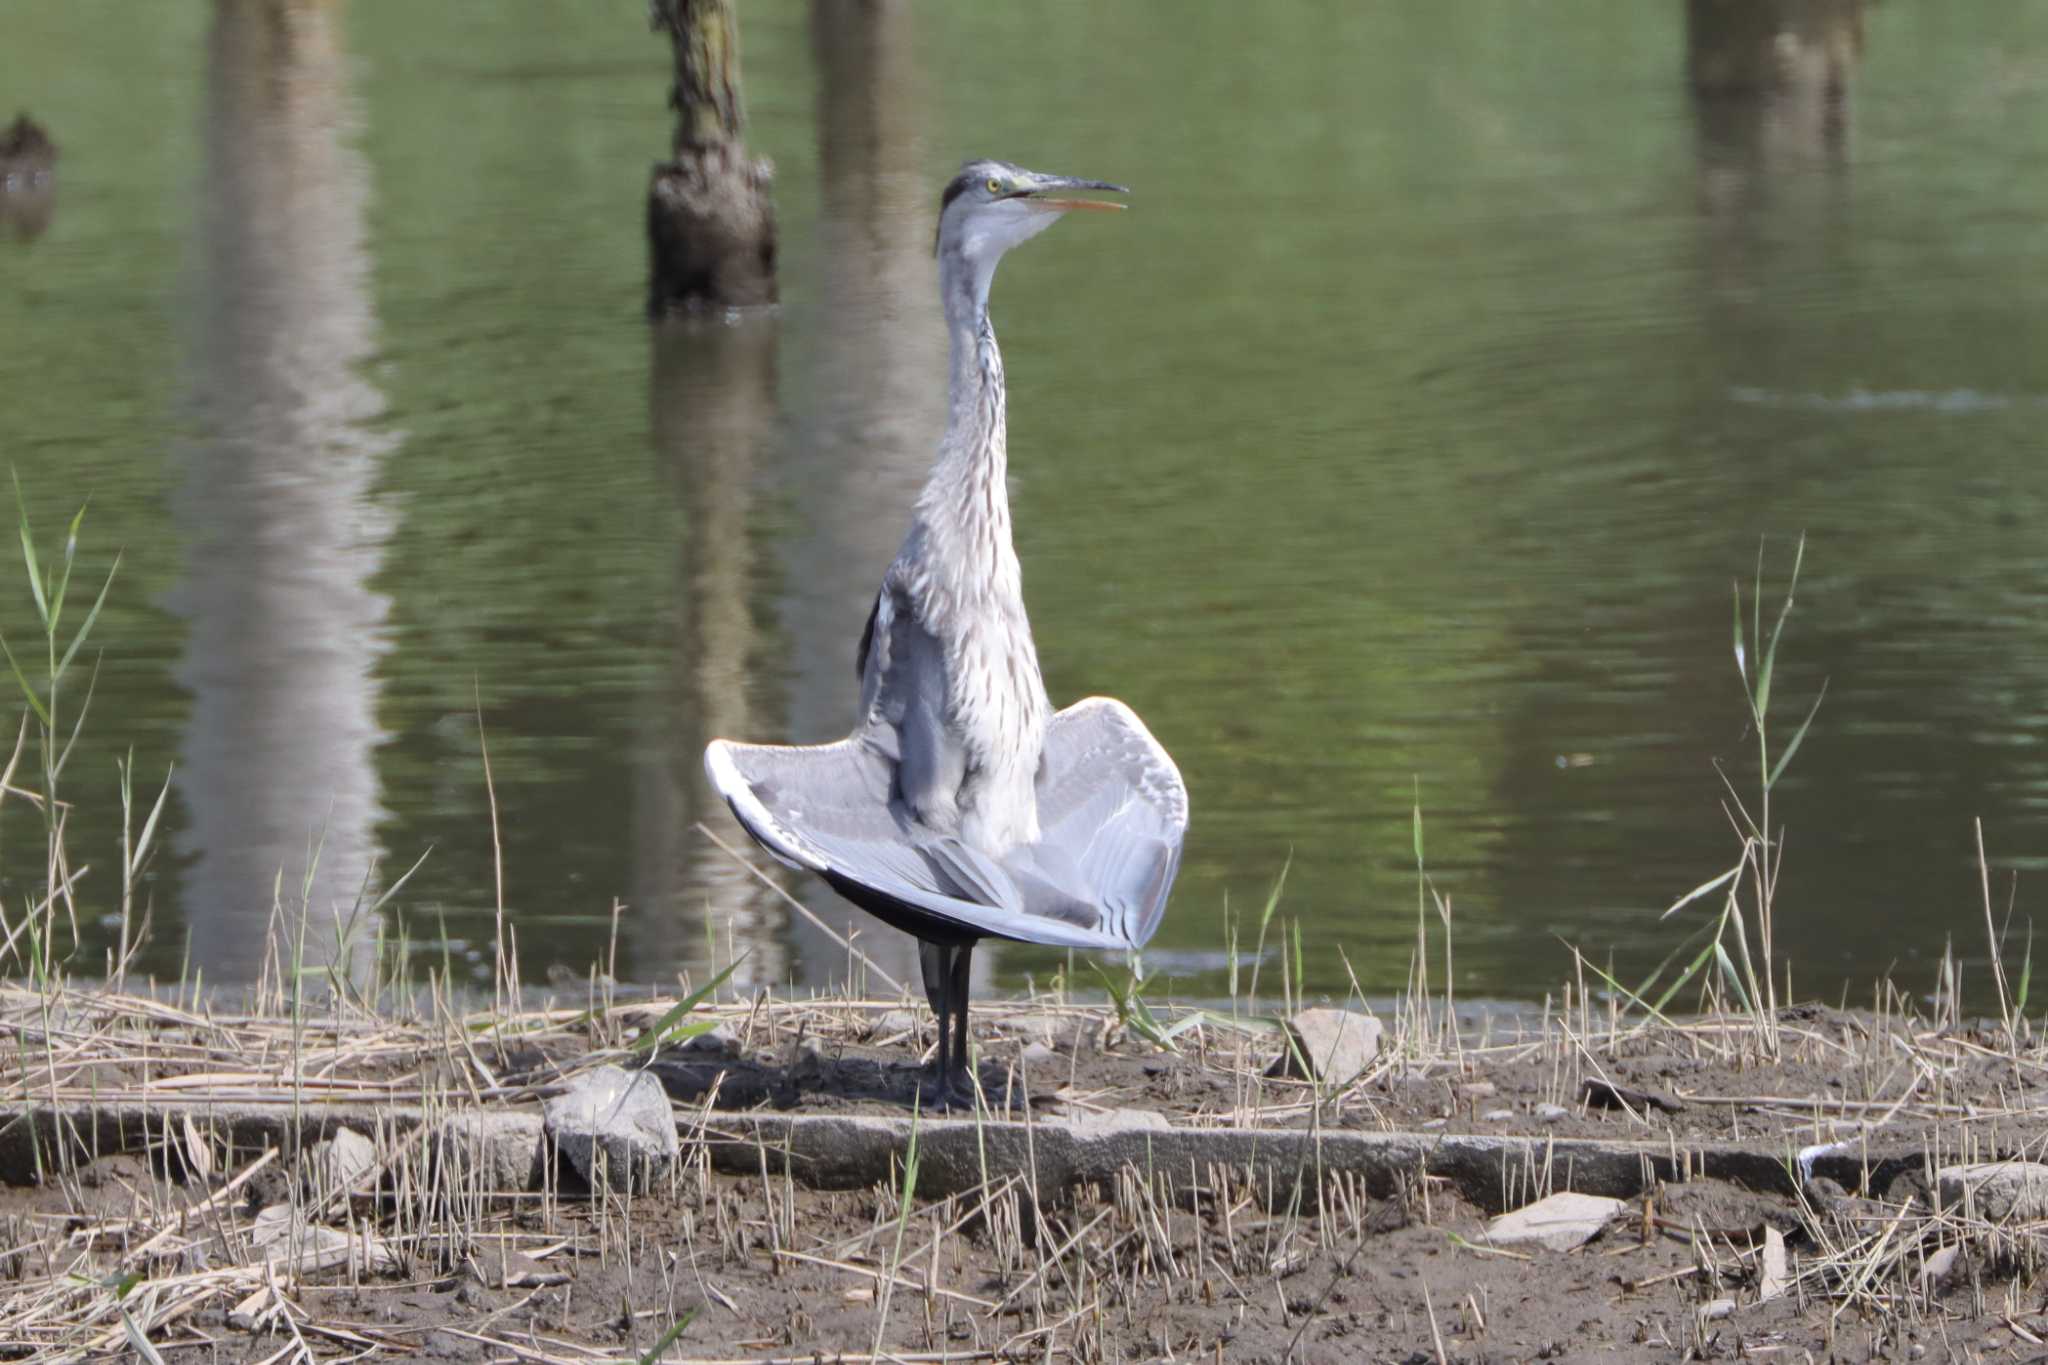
[2,1,2045,1002]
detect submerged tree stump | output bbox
[647,0,777,313]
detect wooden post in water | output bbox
[647,0,778,313]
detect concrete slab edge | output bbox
[0,1101,1927,1214]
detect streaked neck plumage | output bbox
[898,232,1049,853]
[926,242,1008,544]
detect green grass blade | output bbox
[1412,780,1425,867]
[1571,946,1682,1030]
[52,500,88,636]
[1659,863,1741,921]
[1257,855,1291,939]
[1766,678,1828,790]
[0,630,49,726]
[1712,941,1752,1012]
[631,950,750,1052]
[1648,937,1718,1018]
[363,845,432,917]
[1759,534,1806,719]
[56,556,121,683]
[13,473,46,630]
[55,651,102,779]
[634,1307,698,1365]
[1732,579,1751,703]
[2017,921,2033,1017]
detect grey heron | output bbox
[705,159,1188,1108]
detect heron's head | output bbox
[934,159,1126,305]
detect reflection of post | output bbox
[635,318,789,988]
[773,0,948,992]
[1688,0,1862,192]
[172,0,393,982]
[0,115,57,242]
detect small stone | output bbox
[1457,1080,1498,1099]
[1484,1191,1625,1252]
[543,1064,678,1195]
[1265,1009,1384,1089]
[1534,1102,1569,1123]
[1919,1244,1964,1289]
[1701,1297,1735,1321]
[302,1127,377,1202]
[870,1010,919,1041]
[1481,1109,1514,1122]
[790,1035,830,1077]
[1758,1227,1789,1302]
[1420,1118,1447,1130]
[1019,1041,1058,1066]
[1937,1161,2048,1222]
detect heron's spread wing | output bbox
[1031,697,1189,949]
[704,737,1132,951]
[857,584,969,828]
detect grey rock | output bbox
[432,1110,544,1193]
[302,1126,377,1202]
[1485,1191,1625,1252]
[1019,1041,1059,1066]
[1457,1080,1498,1099]
[543,1065,678,1195]
[1481,1109,1514,1122]
[1534,1102,1570,1123]
[1265,1009,1383,1089]
[1936,1161,2048,1222]
[1701,1297,1735,1321]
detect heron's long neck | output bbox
[920,263,1013,596]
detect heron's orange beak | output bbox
[1029,197,1126,214]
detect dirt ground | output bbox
[5,997,2047,1362]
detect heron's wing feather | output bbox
[1027,696,1189,949]
[858,581,969,827]
[703,737,1129,951]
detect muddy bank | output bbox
[5,983,2047,1361]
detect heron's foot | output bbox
[918,1066,980,1113]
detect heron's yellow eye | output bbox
[986,178,1004,196]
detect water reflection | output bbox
[169,0,393,980]
[637,316,789,989]
[771,0,953,993]
[1689,0,1862,210]
[0,116,57,243]
[11,3,2043,1002]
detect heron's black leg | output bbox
[918,940,946,1020]
[947,943,976,1108]
[913,942,978,1111]
[917,940,956,1109]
